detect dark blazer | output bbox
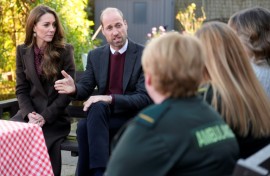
[13,43,75,147]
[75,39,152,114]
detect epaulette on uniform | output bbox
[198,87,208,94]
[135,100,171,127]
[197,86,208,98]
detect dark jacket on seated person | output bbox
[105,96,239,176]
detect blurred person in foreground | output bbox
[105,32,239,176]
[228,7,270,98]
[196,21,270,158]
[11,4,75,176]
[54,7,152,176]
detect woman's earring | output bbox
[33,32,36,37]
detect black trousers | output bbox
[76,101,133,176]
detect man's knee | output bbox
[86,101,111,125]
[90,101,110,112]
[87,101,111,118]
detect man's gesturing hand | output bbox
[54,70,76,94]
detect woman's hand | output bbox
[28,112,46,127]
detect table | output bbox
[0,120,54,176]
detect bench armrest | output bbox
[0,98,19,119]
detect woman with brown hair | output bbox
[228,7,270,98]
[196,21,270,158]
[11,4,75,176]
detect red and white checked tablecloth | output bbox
[0,120,54,176]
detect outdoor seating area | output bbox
[1,97,270,175]
[1,1,270,176]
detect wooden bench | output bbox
[0,98,19,118]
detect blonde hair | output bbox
[142,32,205,98]
[196,22,270,137]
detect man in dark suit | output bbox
[54,7,152,176]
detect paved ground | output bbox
[61,151,78,176]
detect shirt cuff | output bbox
[111,94,115,105]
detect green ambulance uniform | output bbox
[105,96,239,176]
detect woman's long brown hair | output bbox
[196,22,270,137]
[24,4,65,81]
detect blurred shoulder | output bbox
[16,44,30,55]
[17,44,28,50]
[88,43,109,56]
[134,101,171,127]
[128,39,144,52]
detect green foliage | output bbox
[147,3,206,40]
[0,0,98,99]
[31,0,97,70]
[0,0,97,75]
[0,0,26,73]
[85,0,95,22]
[38,0,96,70]
[1,112,11,120]
[0,80,16,100]
[176,3,206,34]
